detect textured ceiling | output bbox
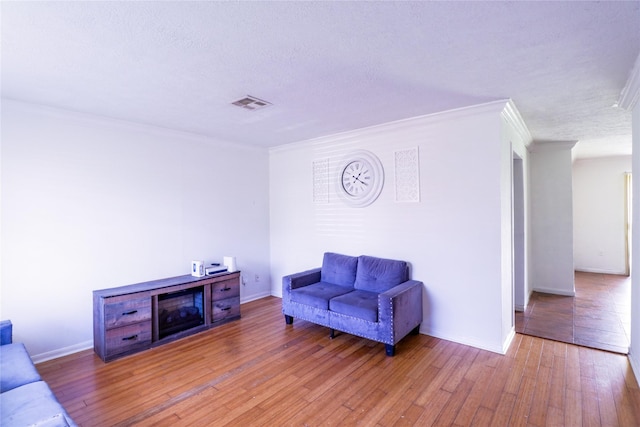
[2,1,639,158]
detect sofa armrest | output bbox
[0,320,13,345]
[282,268,322,294]
[378,280,423,340]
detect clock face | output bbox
[341,160,374,197]
[336,150,384,207]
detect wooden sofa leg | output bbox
[285,315,293,325]
[385,344,395,357]
[330,329,335,339]
[411,325,421,335]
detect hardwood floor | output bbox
[38,296,640,426]
[516,272,631,354]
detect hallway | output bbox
[515,271,631,354]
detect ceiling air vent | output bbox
[231,95,272,111]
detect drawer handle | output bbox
[122,335,138,341]
[220,287,231,292]
[122,310,138,316]
[221,307,231,311]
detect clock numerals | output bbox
[342,161,372,196]
[337,150,384,207]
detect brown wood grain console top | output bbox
[93,271,240,362]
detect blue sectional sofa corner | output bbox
[282,252,423,356]
[0,320,77,426]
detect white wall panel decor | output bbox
[312,159,330,204]
[394,147,420,202]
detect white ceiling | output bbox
[2,1,639,158]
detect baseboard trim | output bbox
[32,340,93,365]
[241,291,272,304]
[575,268,628,276]
[421,327,506,355]
[629,347,640,385]
[532,287,575,297]
[502,327,516,354]
[31,295,273,364]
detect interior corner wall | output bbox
[501,112,531,349]
[0,99,271,360]
[269,101,520,354]
[573,156,632,275]
[530,142,576,296]
[630,101,640,384]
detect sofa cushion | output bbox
[0,320,12,345]
[0,342,42,393]
[290,282,354,310]
[320,252,358,288]
[0,381,75,426]
[329,290,379,322]
[354,256,408,293]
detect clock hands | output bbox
[338,151,383,206]
[349,170,369,186]
[353,175,368,186]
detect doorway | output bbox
[515,162,632,354]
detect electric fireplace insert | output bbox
[157,286,204,339]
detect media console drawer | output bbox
[211,279,240,299]
[104,298,151,329]
[212,296,240,323]
[94,271,241,362]
[105,321,152,358]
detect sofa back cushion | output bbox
[0,343,42,393]
[321,252,358,288]
[354,255,408,293]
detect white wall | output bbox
[573,156,632,275]
[529,141,577,295]
[630,97,640,384]
[502,112,532,339]
[269,100,530,354]
[0,100,271,360]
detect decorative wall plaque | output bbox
[313,159,330,203]
[394,147,420,202]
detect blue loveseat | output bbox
[0,320,77,426]
[282,252,423,356]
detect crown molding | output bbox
[530,140,578,152]
[616,52,640,111]
[270,99,512,154]
[501,99,533,147]
[2,98,268,154]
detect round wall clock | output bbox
[337,150,384,207]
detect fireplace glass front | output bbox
[158,286,204,339]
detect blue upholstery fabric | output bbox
[1,320,77,426]
[282,252,423,355]
[0,343,41,393]
[0,381,75,426]
[290,282,353,309]
[329,290,379,322]
[0,320,12,345]
[320,252,358,287]
[354,255,408,293]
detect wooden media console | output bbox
[93,271,240,362]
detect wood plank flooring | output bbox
[37,296,640,426]
[516,272,631,354]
